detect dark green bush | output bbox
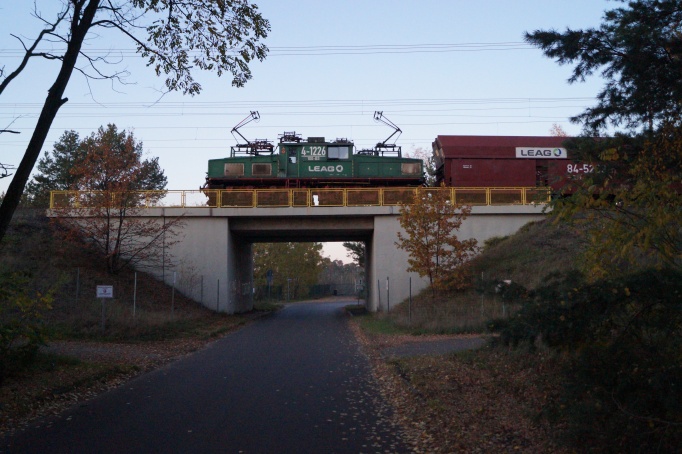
[482,235,509,250]
[496,268,682,452]
[0,271,54,384]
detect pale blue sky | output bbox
[1,0,614,261]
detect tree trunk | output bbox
[0,0,100,243]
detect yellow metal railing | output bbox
[50,187,551,209]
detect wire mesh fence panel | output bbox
[383,188,417,205]
[292,190,309,207]
[111,192,151,208]
[454,188,488,205]
[526,188,552,204]
[78,191,110,208]
[420,187,452,200]
[220,190,254,207]
[186,190,215,207]
[311,189,344,206]
[256,190,290,207]
[51,191,79,208]
[490,189,524,205]
[347,189,380,206]
[153,191,182,207]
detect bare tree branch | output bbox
[0,7,68,96]
[0,163,16,179]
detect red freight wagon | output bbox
[432,135,581,190]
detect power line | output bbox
[0,96,594,109]
[0,119,578,144]
[0,98,595,121]
[0,110,589,122]
[0,42,536,58]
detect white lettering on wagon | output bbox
[308,165,344,172]
[515,147,567,159]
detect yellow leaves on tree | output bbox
[396,186,479,297]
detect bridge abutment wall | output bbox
[366,206,546,312]
[152,216,252,313]
[51,205,547,314]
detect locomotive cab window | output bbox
[328,146,349,160]
[401,163,421,175]
[224,163,245,176]
[252,163,272,176]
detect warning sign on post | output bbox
[96,285,114,298]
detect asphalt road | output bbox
[2,301,409,454]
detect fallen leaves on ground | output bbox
[350,321,567,453]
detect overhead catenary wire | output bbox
[0,97,595,109]
[0,42,536,58]
[0,97,596,127]
[0,99,590,147]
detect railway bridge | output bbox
[50,187,548,313]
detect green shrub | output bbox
[496,268,682,451]
[0,272,54,383]
[482,235,509,250]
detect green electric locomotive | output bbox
[203,112,424,189]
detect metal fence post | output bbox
[171,271,176,315]
[75,267,80,306]
[409,276,412,325]
[377,279,381,310]
[101,299,106,333]
[133,272,137,320]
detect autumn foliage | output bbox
[52,125,182,274]
[396,186,479,296]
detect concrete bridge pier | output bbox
[229,236,254,312]
[365,215,427,312]
[157,215,253,314]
